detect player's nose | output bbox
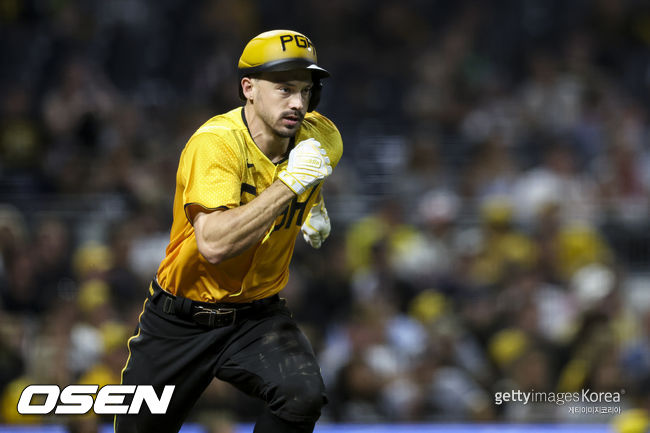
[288,92,305,112]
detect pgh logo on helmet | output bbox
[238,30,330,112]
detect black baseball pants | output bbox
[114,282,327,433]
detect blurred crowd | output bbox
[1,0,650,430]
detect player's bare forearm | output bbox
[193,180,296,264]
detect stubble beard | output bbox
[272,114,304,139]
[274,126,298,138]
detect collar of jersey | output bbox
[240,107,295,165]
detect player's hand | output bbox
[278,138,332,195]
[301,199,330,249]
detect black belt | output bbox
[149,279,281,328]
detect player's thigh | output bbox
[116,301,225,433]
[216,311,327,421]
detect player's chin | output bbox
[274,123,301,138]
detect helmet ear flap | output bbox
[308,79,323,112]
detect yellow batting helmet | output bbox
[238,30,329,111]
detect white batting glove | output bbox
[278,138,332,195]
[301,199,330,249]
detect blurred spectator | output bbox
[512,141,600,227]
[68,279,117,378]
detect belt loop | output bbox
[174,296,193,318]
[163,297,174,314]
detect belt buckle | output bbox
[193,306,236,328]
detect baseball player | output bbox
[115,30,342,433]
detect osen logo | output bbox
[17,384,175,415]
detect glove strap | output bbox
[278,171,304,195]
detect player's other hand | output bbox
[278,138,332,195]
[301,199,330,249]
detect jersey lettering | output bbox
[241,183,257,196]
[273,187,317,232]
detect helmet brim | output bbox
[239,58,330,79]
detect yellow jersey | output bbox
[157,107,343,302]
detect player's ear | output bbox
[241,77,255,102]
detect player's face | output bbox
[252,70,313,138]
